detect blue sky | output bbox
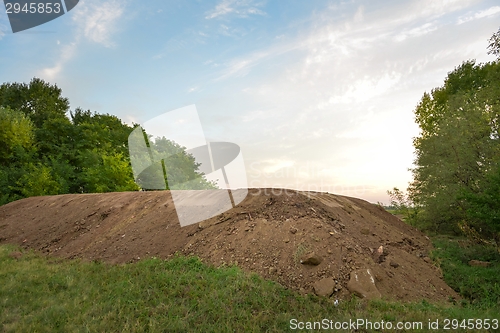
[1,0,499,203]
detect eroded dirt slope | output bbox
[0,189,458,303]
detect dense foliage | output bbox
[398,29,500,247]
[0,78,214,205]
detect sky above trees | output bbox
[0,0,499,203]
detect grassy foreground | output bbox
[0,244,498,332]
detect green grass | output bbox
[431,236,500,309]
[1,244,499,332]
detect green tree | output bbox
[0,167,24,205]
[0,78,73,162]
[488,27,500,60]
[0,107,38,204]
[0,78,217,205]
[0,78,69,128]
[15,163,61,197]
[70,109,136,193]
[0,106,36,166]
[80,150,139,193]
[71,108,133,157]
[129,133,217,190]
[408,45,500,233]
[461,163,500,248]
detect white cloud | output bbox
[0,19,8,40]
[212,39,304,80]
[329,72,402,104]
[206,0,233,19]
[215,50,270,80]
[201,0,494,202]
[398,0,480,23]
[205,0,266,19]
[394,22,438,42]
[37,0,125,80]
[72,0,125,47]
[38,42,77,81]
[123,115,139,126]
[457,6,500,24]
[211,0,482,86]
[353,5,364,23]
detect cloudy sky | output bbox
[0,0,499,203]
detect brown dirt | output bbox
[0,188,459,303]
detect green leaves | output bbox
[15,162,61,197]
[0,79,144,200]
[0,78,70,129]
[0,106,36,166]
[129,134,217,190]
[80,150,140,193]
[0,78,216,205]
[487,27,500,60]
[408,51,500,239]
[461,164,500,247]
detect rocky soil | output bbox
[0,189,459,303]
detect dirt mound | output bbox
[0,189,458,303]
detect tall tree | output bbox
[0,78,73,159]
[409,57,500,233]
[0,106,35,166]
[0,107,38,204]
[71,108,133,157]
[488,27,500,60]
[0,78,217,205]
[69,108,137,192]
[461,163,500,247]
[0,78,70,128]
[129,133,217,190]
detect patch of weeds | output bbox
[431,236,500,309]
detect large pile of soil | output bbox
[0,189,458,303]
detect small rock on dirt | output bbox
[346,268,381,300]
[390,261,399,268]
[468,260,491,267]
[372,245,387,264]
[300,252,323,265]
[313,277,335,297]
[360,228,370,235]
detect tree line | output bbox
[389,28,500,248]
[0,78,214,206]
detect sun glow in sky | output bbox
[1,0,498,203]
